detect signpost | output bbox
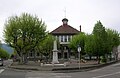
[77,45,81,69]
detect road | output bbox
[0,60,120,78]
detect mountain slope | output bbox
[1,44,14,54]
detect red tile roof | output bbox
[50,24,80,35]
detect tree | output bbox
[0,48,9,59]
[35,34,55,63]
[106,29,120,60]
[92,21,107,63]
[85,22,120,63]
[0,40,9,59]
[85,34,96,59]
[4,13,47,64]
[69,32,86,58]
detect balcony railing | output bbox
[60,42,70,44]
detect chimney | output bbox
[79,25,81,32]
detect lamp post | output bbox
[77,45,81,69]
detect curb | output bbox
[9,66,39,71]
[9,61,119,72]
[53,61,118,70]
[52,61,119,73]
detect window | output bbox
[61,36,63,42]
[68,35,71,42]
[56,36,59,41]
[29,52,33,57]
[37,53,40,56]
[57,36,59,40]
[64,35,67,42]
[55,36,57,40]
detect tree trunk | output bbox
[23,53,28,64]
[19,52,23,64]
[33,51,36,62]
[97,55,100,64]
[89,55,92,60]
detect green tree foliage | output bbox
[4,13,47,63]
[92,21,107,63]
[0,48,9,59]
[85,21,120,63]
[69,32,86,57]
[40,34,54,57]
[0,40,9,59]
[106,29,120,60]
[85,34,96,57]
[69,20,119,63]
[106,29,120,47]
[35,34,55,62]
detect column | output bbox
[59,36,61,42]
[67,35,68,42]
[63,35,65,42]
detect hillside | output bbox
[1,44,14,54]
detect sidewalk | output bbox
[9,60,118,72]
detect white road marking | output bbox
[51,73,72,78]
[0,69,4,74]
[89,68,102,72]
[55,75,72,78]
[26,72,72,78]
[92,71,120,78]
[50,73,65,75]
[28,77,41,78]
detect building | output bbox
[50,18,80,59]
[117,45,120,60]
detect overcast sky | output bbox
[0,0,120,42]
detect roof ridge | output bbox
[50,24,80,34]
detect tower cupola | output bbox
[62,18,68,25]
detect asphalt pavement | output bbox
[0,68,26,78]
[9,60,118,72]
[68,62,120,78]
[0,60,120,78]
[0,62,120,78]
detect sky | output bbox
[0,0,120,42]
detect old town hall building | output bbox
[50,18,81,59]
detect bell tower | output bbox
[62,18,68,25]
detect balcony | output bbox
[60,42,70,45]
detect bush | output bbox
[100,56,107,63]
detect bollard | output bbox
[41,63,44,66]
[64,62,67,67]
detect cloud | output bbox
[0,0,120,42]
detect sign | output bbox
[78,46,81,53]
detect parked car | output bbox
[0,58,3,66]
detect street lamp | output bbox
[77,45,81,69]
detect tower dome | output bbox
[62,18,68,25]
